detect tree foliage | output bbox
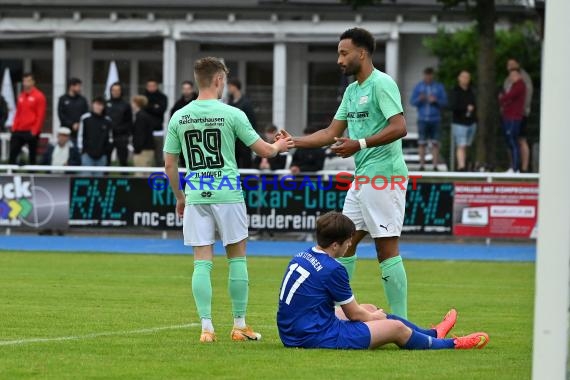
[343,0,541,169]
[424,22,541,169]
[424,22,542,90]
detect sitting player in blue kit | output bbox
[277,211,489,350]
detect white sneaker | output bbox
[505,168,514,173]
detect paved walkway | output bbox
[0,236,535,262]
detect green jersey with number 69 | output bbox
[164,99,260,204]
[334,69,408,179]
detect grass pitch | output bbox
[0,250,533,379]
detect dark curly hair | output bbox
[339,27,375,55]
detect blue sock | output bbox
[387,314,436,337]
[403,330,455,350]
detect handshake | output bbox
[273,129,361,159]
[273,130,294,153]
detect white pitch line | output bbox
[0,323,201,347]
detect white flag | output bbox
[104,61,120,100]
[1,68,16,128]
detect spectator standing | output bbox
[227,77,256,168]
[105,82,132,166]
[410,67,448,171]
[144,79,168,131]
[144,79,168,166]
[170,81,197,116]
[78,97,112,176]
[254,124,287,170]
[169,81,197,168]
[41,127,81,166]
[449,70,477,171]
[290,127,326,174]
[131,95,155,169]
[504,58,533,172]
[9,73,46,165]
[499,69,526,173]
[57,77,88,144]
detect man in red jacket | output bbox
[499,68,526,173]
[9,73,46,165]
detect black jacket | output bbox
[78,112,113,159]
[144,90,168,131]
[41,142,82,166]
[229,95,257,168]
[291,147,326,172]
[253,154,287,170]
[229,95,257,131]
[449,85,477,126]
[170,94,197,117]
[57,93,88,136]
[105,97,133,137]
[0,95,7,131]
[132,109,155,153]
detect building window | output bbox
[92,39,163,51]
[138,60,163,94]
[246,62,273,128]
[31,59,53,133]
[307,62,344,128]
[92,60,130,99]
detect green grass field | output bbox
[0,251,534,380]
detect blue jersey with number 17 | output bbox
[276,247,354,347]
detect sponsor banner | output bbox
[69,176,452,234]
[69,177,182,228]
[453,182,538,238]
[403,182,453,235]
[0,175,69,229]
[244,176,346,231]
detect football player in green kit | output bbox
[282,28,409,318]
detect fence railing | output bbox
[0,164,540,182]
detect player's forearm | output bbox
[293,129,335,149]
[343,301,375,322]
[347,306,376,322]
[165,164,185,201]
[364,119,407,148]
[258,142,279,159]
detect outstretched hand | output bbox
[330,137,360,158]
[275,130,292,141]
[274,130,295,152]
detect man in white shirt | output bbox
[41,127,81,167]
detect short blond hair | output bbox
[194,57,229,89]
[131,95,148,109]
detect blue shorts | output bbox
[452,123,477,147]
[418,120,441,145]
[297,320,371,350]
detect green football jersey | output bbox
[334,69,408,179]
[163,99,260,204]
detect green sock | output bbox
[228,257,249,318]
[380,256,408,319]
[192,260,213,319]
[337,255,357,281]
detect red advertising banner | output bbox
[453,182,538,238]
